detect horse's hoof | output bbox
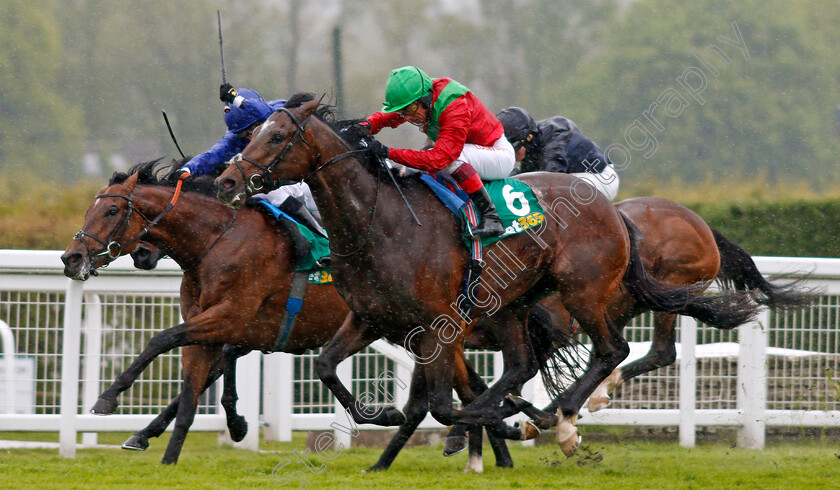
[228,415,248,442]
[495,458,515,468]
[443,435,468,456]
[364,464,387,473]
[121,434,149,451]
[556,415,581,457]
[463,454,484,473]
[90,397,118,415]
[381,407,406,426]
[587,396,611,412]
[515,420,541,441]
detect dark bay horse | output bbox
[214,95,758,456]
[370,195,814,472]
[61,162,553,465]
[61,162,350,464]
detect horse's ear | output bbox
[298,97,321,120]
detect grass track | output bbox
[1,431,839,489]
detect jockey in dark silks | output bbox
[179,84,326,266]
[360,66,515,238]
[497,107,620,200]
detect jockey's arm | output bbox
[185,132,247,176]
[386,105,469,172]
[366,112,405,135]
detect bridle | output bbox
[73,179,185,270]
[231,107,316,194]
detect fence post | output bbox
[0,320,16,414]
[81,294,102,446]
[263,352,294,441]
[737,308,768,449]
[60,279,84,458]
[230,351,261,451]
[679,315,697,447]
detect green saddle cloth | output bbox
[472,178,547,247]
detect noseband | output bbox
[73,179,184,268]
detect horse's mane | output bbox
[285,92,422,186]
[108,157,221,197]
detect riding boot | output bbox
[278,197,327,238]
[466,186,505,238]
[277,216,312,266]
[450,163,505,238]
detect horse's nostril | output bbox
[222,179,234,189]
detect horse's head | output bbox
[216,97,322,206]
[61,170,151,280]
[130,241,165,270]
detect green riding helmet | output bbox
[382,66,433,113]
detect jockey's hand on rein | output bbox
[219,83,238,104]
[367,139,390,160]
[176,167,191,180]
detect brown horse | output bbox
[214,95,758,455]
[370,195,814,472]
[61,162,553,464]
[61,161,349,464]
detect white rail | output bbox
[1,249,839,457]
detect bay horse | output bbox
[60,161,559,464]
[61,161,350,464]
[214,94,758,455]
[370,195,815,472]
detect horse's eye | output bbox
[107,207,119,216]
[270,132,286,143]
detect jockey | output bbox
[179,84,326,265]
[496,107,620,201]
[361,66,515,238]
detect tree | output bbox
[0,0,85,179]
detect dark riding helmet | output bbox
[223,88,265,134]
[496,107,537,149]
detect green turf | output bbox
[0,431,838,489]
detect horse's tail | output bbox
[712,227,819,308]
[527,302,588,401]
[619,211,759,330]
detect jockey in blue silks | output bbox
[179,84,326,266]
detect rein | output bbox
[180,208,238,273]
[74,178,185,268]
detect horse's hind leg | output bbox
[220,344,252,442]
[161,344,221,464]
[589,312,677,412]
[367,365,429,472]
[554,307,629,457]
[122,351,226,450]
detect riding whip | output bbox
[363,140,422,227]
[217,10,226,84]
[161,110,186,159]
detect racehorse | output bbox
[60,161,560,464]
[61,161,350,464]
[214,94,758,456]
[370,196,815,472]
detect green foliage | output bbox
[692,198,840,257]
[562,0,840,186]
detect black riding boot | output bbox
[467,186,505,238]
[278,217,312,266]
[278,197,327,238]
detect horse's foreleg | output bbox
[161,344,220,464]
[316,312,404,426]
[122,351,226,451]
[92,324,192,415]
[367,365,429,472]
[221,344,252,442]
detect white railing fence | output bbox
[1,250,839,457]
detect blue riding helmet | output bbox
[223,88,266,133]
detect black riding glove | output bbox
[368,139,390,160]
[220,83,238,104]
